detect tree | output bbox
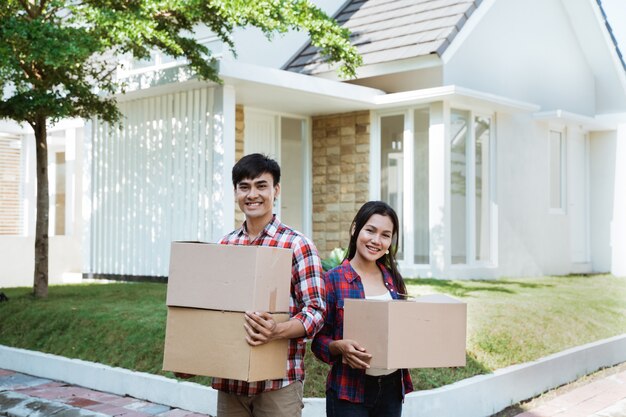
[0,0,362,298]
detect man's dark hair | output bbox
[232,153,281,187]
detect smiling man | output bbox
[212,153,326,417]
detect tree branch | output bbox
[17,0,36,19]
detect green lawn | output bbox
[1,274,625,397]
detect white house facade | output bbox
[1,0,626,287]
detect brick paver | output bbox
[0,369,212,417]
[514,369,626,417]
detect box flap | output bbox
[254,247,293,312]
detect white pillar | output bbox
[429,102,447,276]
[611,123,626,276]
[212,85,236,241]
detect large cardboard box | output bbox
[343,294,466,369]
[163,307,290,381]
[166,242,292,312]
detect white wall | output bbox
[0,126,85,288]
[588,130,616,273]
[444,0,595,115]
[494,113,585,277]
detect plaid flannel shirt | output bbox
[211,215,325,396]
[311,259,414,403]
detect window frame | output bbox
[549,126,567,214]
[371,106,432,270]
[448,108,497,268]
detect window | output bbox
[549,130,565,212]
[380,109,430,264]
[48,130,75,237]
[0,135,23,235]
[51,151,66,235]
[450,110,493,265]
[380,114,405,259]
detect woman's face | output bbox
[353,213,395,264]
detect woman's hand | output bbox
[330,339,372,369]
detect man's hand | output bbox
[244,311,278,346]
[330,339,372,369]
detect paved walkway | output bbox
[0,369,210,417]
[512,367,626,417]
[1,367,625,417]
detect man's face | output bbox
[235,172,280,221]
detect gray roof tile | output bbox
[285,0,481,74]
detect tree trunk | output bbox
[33,116,49,298]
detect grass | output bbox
[1,274,625,397]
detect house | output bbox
[1,0,626,287]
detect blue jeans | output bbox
[326,370,403,417]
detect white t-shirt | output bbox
[364,291,398,376]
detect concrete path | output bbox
[2,366,626,417]
[513,367,626,417]
[0,369,208,417]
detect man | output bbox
[213,153,325,417]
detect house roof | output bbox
[284,0,482,75]
[596,0,626,72]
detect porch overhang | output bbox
[219,60,541,116]
[371,85,540,113]
[534,110,620,131]
[116,58,544,117]
[218,59,384,115]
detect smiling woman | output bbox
[312,201,413,417]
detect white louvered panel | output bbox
[90,87,218,277]
[0,136,23,235]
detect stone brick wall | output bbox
[312,111,370,257]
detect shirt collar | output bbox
[239,215,280,239]
[343,259,393,286]
[342,259,359,283]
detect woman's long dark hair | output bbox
[345,201,407,297]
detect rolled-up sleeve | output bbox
[290,237,326,339]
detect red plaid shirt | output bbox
[211,215,325,396]
[312,259,414,403]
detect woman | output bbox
[312,201,414,417]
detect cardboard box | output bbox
[163,307,290,381]
[343,294,466,369]
[166,242,292,312]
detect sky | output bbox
[601,0,626,55]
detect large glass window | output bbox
[380,115,404,259]
[450,110,493,265]
[280,117,305,233]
